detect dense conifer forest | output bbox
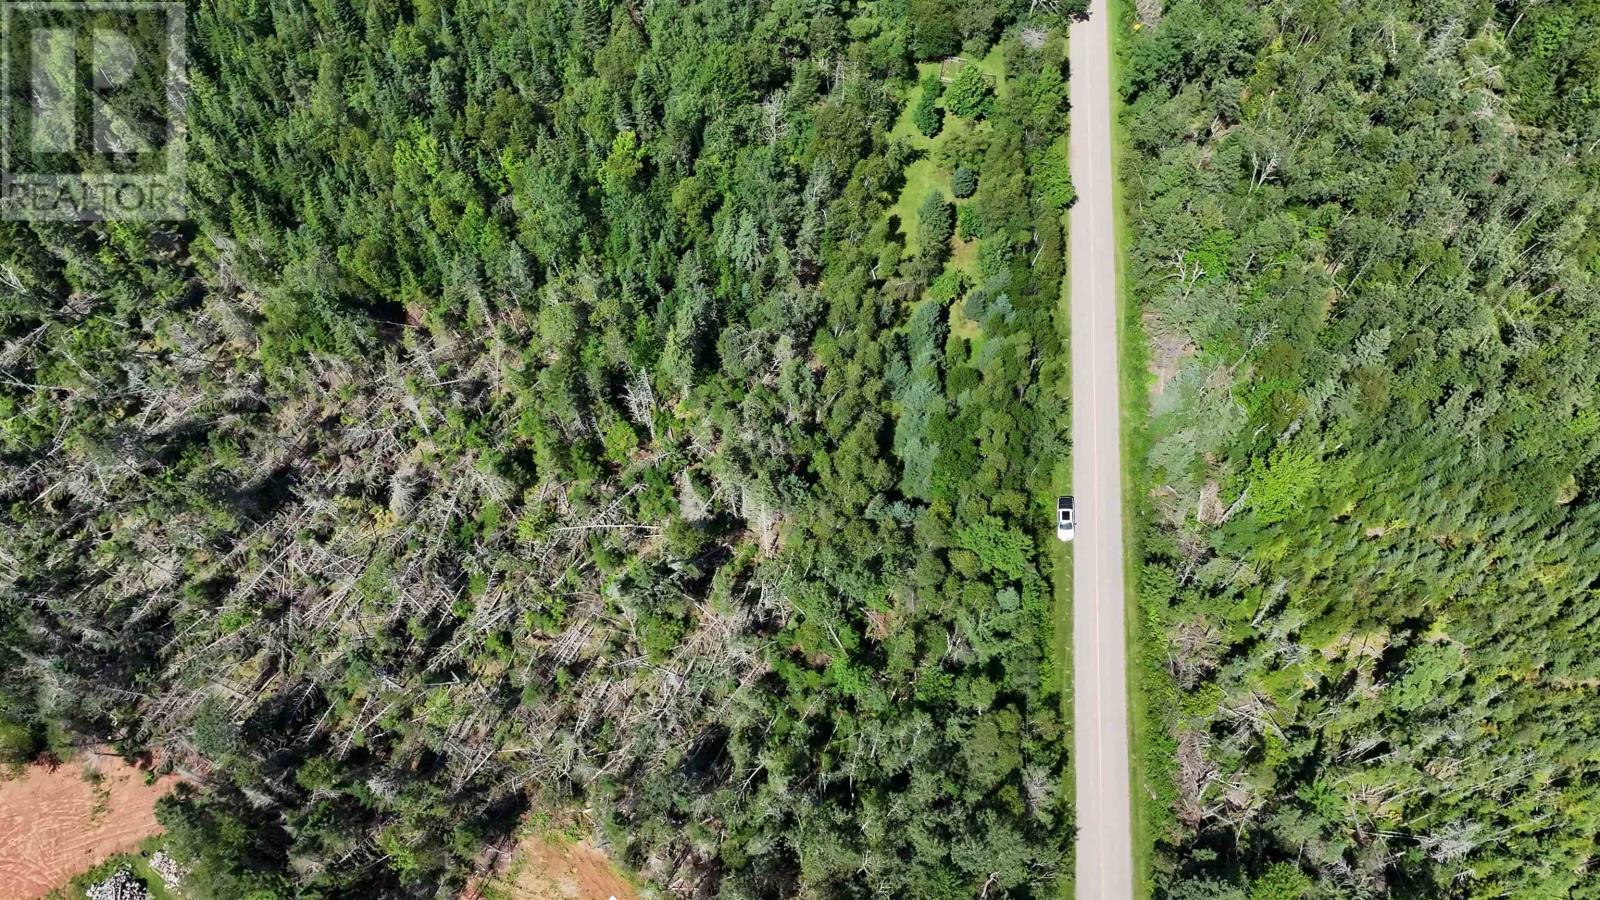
[0,0,1082,896]
[1125,0,1600,897]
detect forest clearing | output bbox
[465,831,639,900]
[0,753,177,899]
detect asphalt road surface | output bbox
[1069,0,1135,897]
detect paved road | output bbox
[1068,0,1135,897]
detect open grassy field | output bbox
[886,44,1005,266]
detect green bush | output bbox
[913,73,944,137]
[1036,137,1076,208]
[956,203,984,240]
[917,191,954,250]
[945,65,993,119]
[0,719,39,764]
[951,166,978,198]
[912,191,955,281]
[930,270,971,304]
[908,0,960,58]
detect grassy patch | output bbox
[1105,0,1177,895]
[966,43,1010,96]
[1047,30,1075,898]
[887,61,942,143]
[886,58,998,268]
[949,233,980,278]
[1049,210,1074,900]
[48,837,179,900]
[886,51,1004,362]
[888,156,948,258]
[948,299,982,341]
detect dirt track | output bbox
[0,753,177,899]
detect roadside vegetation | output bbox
[1103,6,1177,896]
[1121,0,1600,897]
[1,1,1084,896]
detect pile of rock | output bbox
[84,866,150,900]
[148,850,188,889]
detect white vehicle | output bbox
[1056,495,1075,542]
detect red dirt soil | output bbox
[507,837,638,900]
[463,833,639,900]
[0,752,178,900]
